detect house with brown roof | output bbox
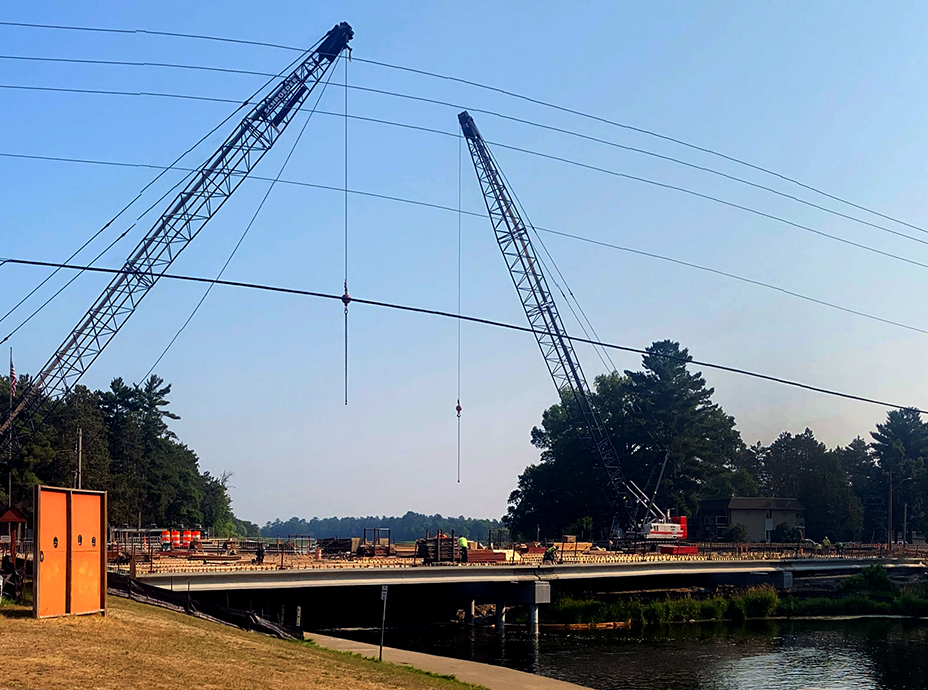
[696,497,805,543]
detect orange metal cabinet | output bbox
[69,492,105,615]
[34,486,107,619]
[35,488,68,618]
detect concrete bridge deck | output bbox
[135,556,926,593]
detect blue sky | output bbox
[3,2,928,524]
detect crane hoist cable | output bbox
[456,132,463,483]
[0,22,354,456]
[343,48,351,406]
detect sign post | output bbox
[379,584,388,661]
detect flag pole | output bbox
[7,347,12,509]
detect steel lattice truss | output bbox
[458,111,638,531]
[0,23,354,449]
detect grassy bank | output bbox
[0,596,484,690]
[543,566,928,626]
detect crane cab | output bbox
[641,515,687,540]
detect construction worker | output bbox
[458,535,468,563]
[255,542,266,565]
[543,545,558,564]
[822,536,831,556]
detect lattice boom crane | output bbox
[458,111,685,540]
[0,22,353,449]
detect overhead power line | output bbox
[3,53,928,247]
[2,19,923,239]
[0,49,309,337]
[1,256,924,415]
[4,81,928,268]
[3,149,928,340]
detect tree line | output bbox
[504,339,928,543]
[261,512,503,542]
[2,373,243,536]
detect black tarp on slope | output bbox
[107,572,301,640]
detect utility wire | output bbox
[4,256,925,415]
[140,51,337,381]
[3,54,928,248]
[4,149,928,339]
[487,143,617,374]
[2,20,924,237]
[4,86,926,274]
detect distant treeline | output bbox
[261,511,504,542]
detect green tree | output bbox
[771,522,801,542]
[505,340,743,539]
[761,429,862,541]
[870,409,926,540]
[835,437,885,541]
[201,471,236,536]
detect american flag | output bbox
[9,351,15,398]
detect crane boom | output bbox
[458,111,638,532]
[1,22,353,448]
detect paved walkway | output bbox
[306,631,590,690]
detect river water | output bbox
[334,618,928,689]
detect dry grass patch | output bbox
[0,597,482,690]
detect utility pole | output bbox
[7,347,12,510]
[887,471,893,547]
[77,427,82,490]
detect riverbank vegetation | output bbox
[542,566,928,626]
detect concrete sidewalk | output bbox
[306,631,590,690]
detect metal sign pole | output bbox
[379,584,388,661]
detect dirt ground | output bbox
[0,597,481,690]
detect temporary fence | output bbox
[107,571,301,640]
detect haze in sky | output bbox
[3,2,928,525]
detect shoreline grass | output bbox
[542,565,928,627]
[0,595,488,690]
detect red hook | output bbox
[456,400,462,418]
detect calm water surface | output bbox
[334,619,928,689]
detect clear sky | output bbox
[3,2,928,525]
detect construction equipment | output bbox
[458,111,685,541]
[0,23,353,453]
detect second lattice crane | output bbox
[458,110,686,542]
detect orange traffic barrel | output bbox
[182,530,191,547]
[192,530,201,543]
[161,530,171,547]
[171,530,180,548]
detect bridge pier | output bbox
[465,599,475,626]
[528,602,539,635]
[495,602,506,631]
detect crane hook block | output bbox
[456,401,462,417]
